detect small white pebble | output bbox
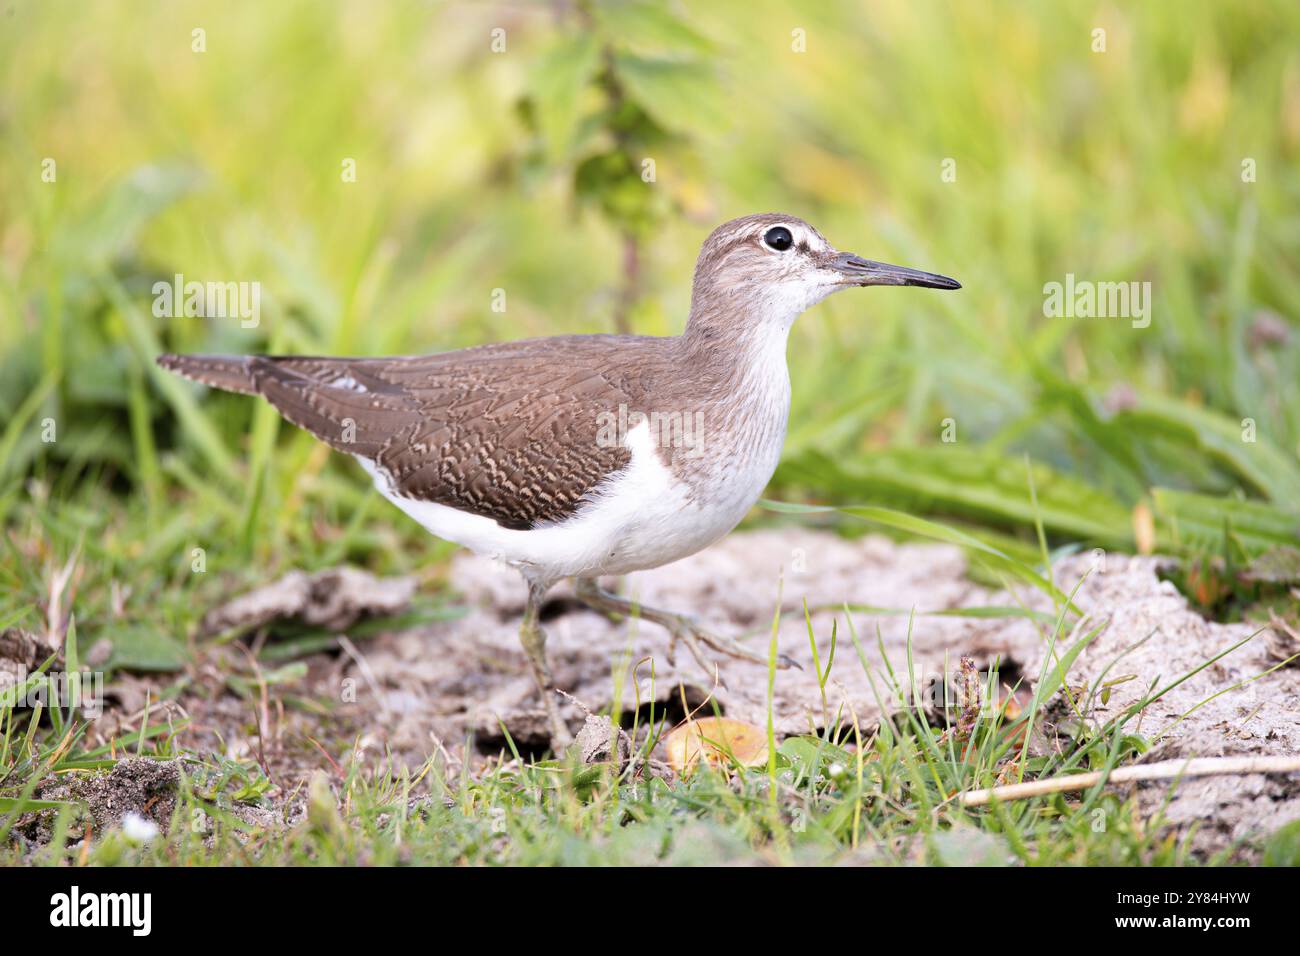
[122,811,159,844]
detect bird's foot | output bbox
[664,613,800,683]
[571,578,798,686]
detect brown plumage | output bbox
[159,340,660,529]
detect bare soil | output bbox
[16,529,1299,858]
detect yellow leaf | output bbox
[665,717,768,774]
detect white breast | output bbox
[356,418,763,584]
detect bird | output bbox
[158,213,960,749]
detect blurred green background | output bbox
[2,0,1298,647]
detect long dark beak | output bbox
[831,252,961,290]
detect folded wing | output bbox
[158,338,655,530]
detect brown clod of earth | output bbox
[0,626,60,697]
[199,566,417,636]
[573,713,630,768]
[30,758,179,839]
[1264,612,1300,667]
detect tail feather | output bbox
[248,357,413,457]
[156,354,258,395]
[157,353,419,457]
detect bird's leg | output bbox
[573,577,798,678]
[519,578,572,752]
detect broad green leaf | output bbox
[1263,819,1300,866]
[595,1,713,57]
[105,626,189,672]
[778,735,853,778]
[531,34,601,160]
[612,54,725,134]
[779,448,1132,547]
[1152,487,1300,557]
[1120,397,1300,505]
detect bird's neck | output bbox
[681,303,793,389]
[665,306,792,510]
[676,304,793,447]
[676,291,795,369]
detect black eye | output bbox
[763,226,793,251]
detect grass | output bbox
[1,1,1298,865]
[0,592,1257,867]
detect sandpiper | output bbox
[159,213,959,748]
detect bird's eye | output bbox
[763,226,793,251]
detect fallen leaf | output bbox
[665,717,767,773]
[1243,546,1300,585]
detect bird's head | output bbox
[688,213,959,337]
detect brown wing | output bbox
[161,337,663,530]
